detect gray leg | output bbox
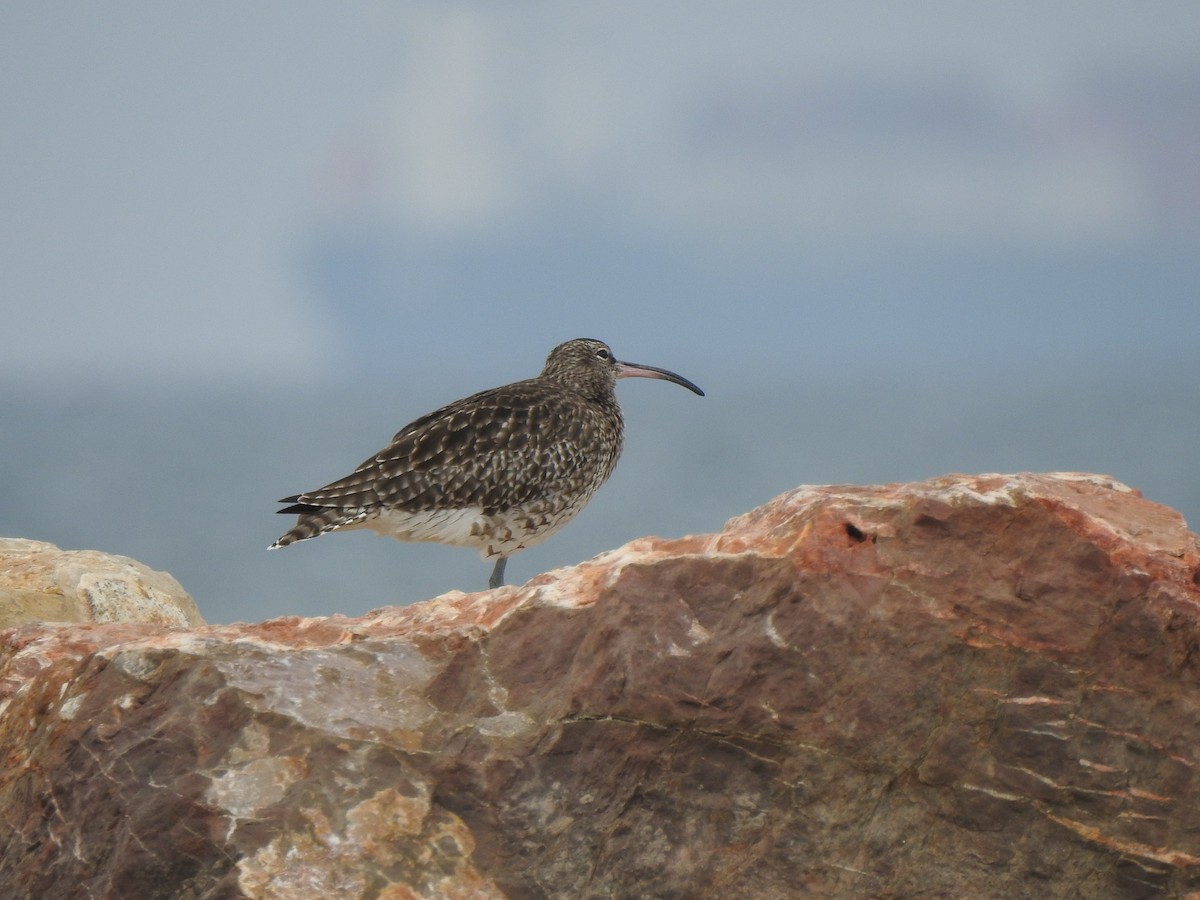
[488,556,507,590]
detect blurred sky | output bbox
[2,2,1198,389]
[3,4,1200,622]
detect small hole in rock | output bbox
[845,523,868,543]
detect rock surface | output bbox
[0,538,203,628]
[2,473,1200,898]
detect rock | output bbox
[0,539,203,628]
[1,473,1199,898]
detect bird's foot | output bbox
[488,556,507,590]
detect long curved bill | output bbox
[615,359,705,396]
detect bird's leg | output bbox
[488,556,507,590]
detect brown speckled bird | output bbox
[271,338,704,589]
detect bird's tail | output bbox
[269,501,368,550]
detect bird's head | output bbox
[541,338,704,401]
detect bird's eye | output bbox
[595,347,611,361]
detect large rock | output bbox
[0,539,202,628]
[1,473,1199,898]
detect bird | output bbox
[271,338,704,589]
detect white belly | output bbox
[357,496,591,559]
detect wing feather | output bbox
[287,380,614,515]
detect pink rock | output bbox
[1,473,1199,897]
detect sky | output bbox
[2,2,1198,390]
[2,4,1199,622]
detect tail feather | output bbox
[269,506,369,549]
[276,502,325,516]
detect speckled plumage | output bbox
[271,338,703,588]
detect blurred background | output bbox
[2,3,1198,623]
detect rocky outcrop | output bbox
[1,473,1199,898]
[0,539,202,629]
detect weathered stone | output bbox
[0,539,202,628]
[1,473,1199,898]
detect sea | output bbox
[3,368,1197,625]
